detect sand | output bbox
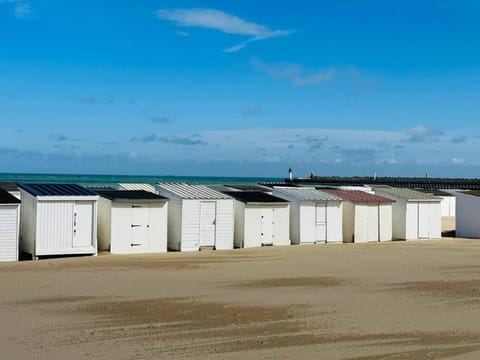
[1,238,480,359]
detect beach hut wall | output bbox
[455,191,480,238]
[0,188,21,262]
[155,183,234,251]
[95,190,169,254]
[18,183,99,259]
[272,187,343,244]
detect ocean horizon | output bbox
[0,172,283,186]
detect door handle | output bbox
[131,224,141,227]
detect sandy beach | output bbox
[1,236,480,359]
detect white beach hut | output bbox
[156,183,234,251]
[18,183,99,259]
[323,189,394,243]
[454,190,480,238]
[417,189,456,217]
[95,190,169,254]
[371,186,441,240]
[0,188,21,262]
[272,187,343,244]
[223,191,290,248]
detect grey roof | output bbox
[157,182,232,200]
[0,188,20,204]
[372,186,441,201]
[19,183,98,197]
[118,183,157,193]
[94,190,168,202]
[223,191,289,204]
[273,187,342,201]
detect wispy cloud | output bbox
[451,134,468,144]
[131,134,206,146]
[48,134,67,142]
[149,116,171,124]
[174,30,190,37]
[155,8,291,52]
[0,0,31,19]
[406,125,445,143]
[79,96,114,105]
[251,57,335,86]
[241,106,262,116]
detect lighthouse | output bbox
[288,166,293,181]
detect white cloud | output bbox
[0,0,31,18]
[155,8,291,52]
[452,157,464,165]
[406,125,445,143]
[251,57,335,86]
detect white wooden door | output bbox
[260,208,274,245]
[0,206,18,261]
[131,204,149,249]
[315,202,327,242]
[366,205,379,242]
[200,201,216,247]
[418,203,430,238]
[73,201,93,247]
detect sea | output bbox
[0,173,282,187]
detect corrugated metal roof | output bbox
[118,183,157,193]
[223,191,289,204]
[157,182,232,200]
[323,189,394,203]
[372,186,441,201]
[227,184,269,192]
[273,187,342,201]
[94,190,168,202]
[18,183,97,197]
[416,189,455,197]
[0,187,20,204]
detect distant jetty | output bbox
[278,176,480,190]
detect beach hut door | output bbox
[261,208,274,245]
[73,201,93,247]
[315,203,327,242]
[200,201,216,247]
[131,204,149,248]
[418,203,430,238]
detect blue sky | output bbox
[1,1,480,177]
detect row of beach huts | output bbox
[0,181,477,262]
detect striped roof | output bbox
[372,186,441,201]
[157,182,232,200]
[273,187,342,201]
[323,189,394,203]
[118,183,157,193]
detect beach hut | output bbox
[18,183,99,259]
[322,189,394,243]
[454,191,480,238]
[417,189,456,217]
[371,186,441,240]
[223,191,290,248]
[118,183,157,194]
[0,188,21,262]
[95,190,169,254]
[272,187,343,244]
[156,183,234,251]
